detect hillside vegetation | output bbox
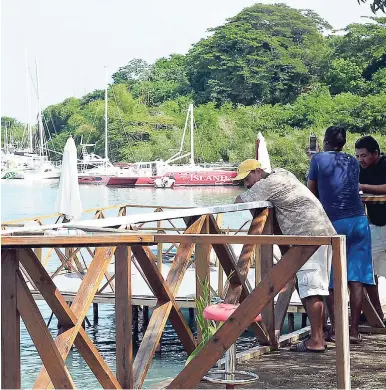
[2,4,386,179]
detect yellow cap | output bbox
[233,159,262,182]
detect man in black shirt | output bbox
[355,136,386,322]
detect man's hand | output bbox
[234,195,244,204]
[359,183,386,195]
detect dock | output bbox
[2,197,386,389]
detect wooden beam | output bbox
[17,248,120,389]
[260,209,275,345]
[131,246,196,354]
[16,271,75,389]
[153,234,333,246]
[167,245,318,389]
[17,249,120,390]
[1,249,21,389]
[195,216,211,342]
[274,279,296,339]
[133,216,206,389]
[208,215,269,345]
[2,233,155,248]
[332,236,351,390]
[115,245,133,389]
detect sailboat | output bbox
[1,59,60,180]
[78,67,121,184]
[106,104,237,187]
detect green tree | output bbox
[186,4,331,106]
[111,59,150,85]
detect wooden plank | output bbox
[332,236,351,390]
[225,208,268,304]
[115,245,133,389]
[1,249,21,389]
[260,209,275,345]
[154,234,333,246]
[362,290,385,328]
[1,233,335,248]
[133,216,206,389]
[195,217,211,342]
[130,246,196,352]
[132,246,196,354]
[17,247,121,389]
[254,244,261,286]
[208,215,269,345]
[2,233,155,248]
[34,247,43,261]
[16,271,75,389]
[166,245,318,389]
[274,279,295,339]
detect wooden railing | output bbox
[2,202,351,389]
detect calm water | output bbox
[2,180,259,388]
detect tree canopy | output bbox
[3,4,385,180]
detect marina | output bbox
[2,180,386,388]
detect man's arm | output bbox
[234,195,244,203]
[359,183,386,195]
[307,179,319,198]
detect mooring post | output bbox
[301,313,308,328]
[133,305,139,344]
[142,305,149,332]
[93,302,99,324]
[288,313,295,333]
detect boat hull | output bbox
[78,175,110,185]
[136,170,236,187]
[106,176,138,186]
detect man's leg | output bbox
[349,281,363,338]
[302,295,325,350]
[366,276,384,320]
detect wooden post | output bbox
[216,214,224,297]
[260,208,276,345]
[288,313,295,333]
[332,236,350,390]
[157,220,163,273]
[142,306,149,332]
[115,245,133,389]
[93,303,99,324]
[195,216,211,343]
[34,247,42,262]
[1,249,21,389]
[301,313,308,328]
[254,244,261,286]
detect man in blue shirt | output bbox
[307,126,374,344]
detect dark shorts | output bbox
[330,215,375,288]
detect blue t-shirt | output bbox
[308,152,364,222]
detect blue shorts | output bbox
[330,215,375,288]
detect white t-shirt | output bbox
[240,168,336,236]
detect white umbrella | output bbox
[56,136,83,221]
[258,132,272,173]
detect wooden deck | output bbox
[2,197,386,389]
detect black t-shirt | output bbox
[359,155,386,226]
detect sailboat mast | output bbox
[25,51,33,152]
[104,66,108,161]
[189,104,194,166]
[35,60,44,158]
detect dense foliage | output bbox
[2,4,386,180]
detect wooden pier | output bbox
[2,198,386,389]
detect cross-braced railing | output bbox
[2,203,351,389]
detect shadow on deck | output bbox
[197,333,386,389]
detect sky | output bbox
[1,0,379,123]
